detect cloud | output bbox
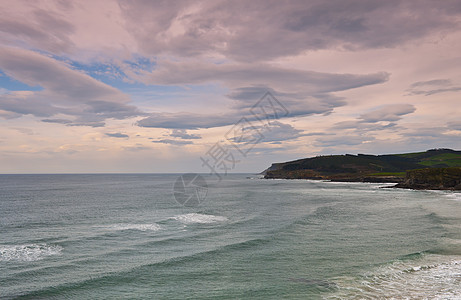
[0,48,123,101]
[402,127,447,137]
[0,109,21,119]
[136,106,335,130]
[12,127,34,135]
[0,7,76,54]
[139,61,389,92]
[0,91,58,117]
[169,129,201,139]
[407,79,461,96]
[359,104,416,123]
[105,132,129,138]
[122,145,151,151]
[0,47,142,126]
[41,118,72,124]
[67,122,105,128]
[119,0,461,62]
[334,120,399,132]
[315,135,375,147]
[137,112,236,129]
[136,70,389,129]
[408,87,461,96]
[2,1,460,64]
[447,121,461,131]
[410,79,453,88]
[149,129,202,146]
[251,121,309,143]
[152,139,193,145]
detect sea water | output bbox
[0,174,460,299]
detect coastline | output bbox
[262,150,461,191]
[263,168,461,191]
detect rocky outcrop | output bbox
[394,167,461,190]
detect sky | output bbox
[1,0,461,173]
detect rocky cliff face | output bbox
[394,167,461,190]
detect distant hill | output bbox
[263,148,461,183]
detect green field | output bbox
[418,153,461,167]
[368,172,406,177]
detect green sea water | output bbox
[0,174,460,299]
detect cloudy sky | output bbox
[1,0,461,173]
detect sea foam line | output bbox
[0,243,62,262]
[170,213,228,224]
[101,223,162,232]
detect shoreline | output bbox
[263,176,461,191]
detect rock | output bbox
[394,167,461,190]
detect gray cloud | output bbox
[410,79,453,88]
[67,122,105,128]
[106,132,129,138]
[142,61,389,92]
[226,121,308,145]
[447,121,461,131]
[255,121,308,143]
[122,145,151,151]
[0,93,58,117]
[0,48,125,101]
[169,129,201,139]
[402,127,447,137]
[0,47,143,126]
[359,104,416,123]
[2,1,459,63]
[334,120,398,132]
[120,0,461,62]
[137,71,388,129]
[136,104,336,130]
[408,87,461,96]
[41,118,72,124]
[12,127,34,135]
[152,139,193,145]
[407,79,461,96]
[0,109,21,119]
[0,8,75,54]
[137,112,236,129]
[325,105,411,147]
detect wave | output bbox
[100,223,162,232]
[15,237,270,299]
[170,213,228,224]
[0,243,62,262]
[327,254,461,299]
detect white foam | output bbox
[328,255,461,299]
[0,243,62,262]
[445,192,461,202]
[105,223,162,232]
[171,213,228,224]
[320,180,389,185]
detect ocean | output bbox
[0,174,460,299]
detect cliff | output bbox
[394,167,461,190]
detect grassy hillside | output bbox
[263,148,461,182]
